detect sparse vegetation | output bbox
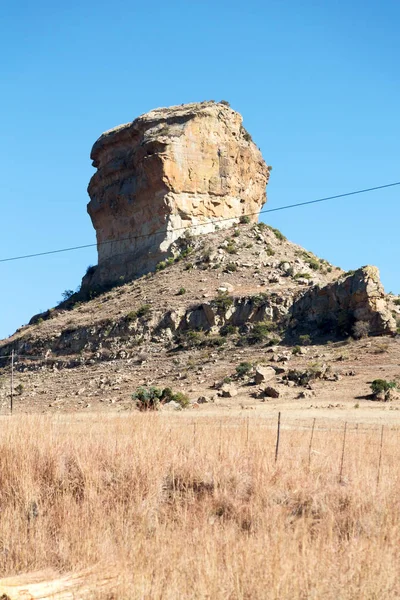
[220,324,239,337]
[235,362,253,377]
[126,304,151,321]
[352,320,370,340]
[225,241,238,254]
[246,321,276,344]
[177,287,186,296]
[132,386,190,410]
[370,379,397,395]
[212,292,234,311]
[298,334,312,345]
[61,289,75,302]
[266,225,287,241]
[250,292,269,307]
[239,215,251,224]
[224,262,237,272]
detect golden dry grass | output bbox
[0,413,398,599]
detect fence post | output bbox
[275,412,281,463]
[376,424,384,488]
[339,421,347,483]
[308,418,316,468]
[10,350,14,415]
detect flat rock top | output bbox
[91,101,239,160]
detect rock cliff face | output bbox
[84,101,270,288]
[290,266,396,336]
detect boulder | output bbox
[290,266,396,336]
[264,386,280,398]
[220,383,238,398]
[255,366,276,385]
[162,401,182,411]
[83,101,270,288]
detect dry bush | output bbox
[0,414,398,598]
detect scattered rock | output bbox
[220,383,238,398]
[197,396,209,404]
[163,401,183,411]
[264,386,280,398]
[254,366,276,385]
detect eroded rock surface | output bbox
[290,266,396,336]
[85,101,270,288]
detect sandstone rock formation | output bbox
[290,266,396,336]
[84,101,270,288]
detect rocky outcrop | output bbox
[290,266,396,336]
[84,101,270,288]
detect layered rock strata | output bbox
[84,101,270,288]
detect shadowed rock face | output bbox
[84,101,270,288]
[290,266,396,337]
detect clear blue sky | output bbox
[1,0,399,339]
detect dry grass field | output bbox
[0,412,398,598]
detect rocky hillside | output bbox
[0,221,398,414]
[0,222,396,367]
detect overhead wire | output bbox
[0,180,399,264]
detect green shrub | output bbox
[233,229,240,238]
[136,304,151,318]
[241,128,253,143]
[294,272,311,280]
[184,263,194,271]
[212,292,234,311]
[225,262,237,272]
[132,386,163,411]
[239,215,251,224]
[247,321,275,344]
[225,241,238,254]
[180,247,193,259]
[292,345,302,355]
[371,379,396,394]
[220,324,239,337]
[299,334,312,346]
[235,362,253,377]
[201,248,212,263]
[265,225,286,241]
[156,261,167,271]
[133,386,190,410]
[251,293,268,307]
[177,288,186,296]
[394,298,400,306]
[307,258,320,271]
[61,289,75,302]
[219,100,230,106]
[266,246,275,256]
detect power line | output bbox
[0,180,399,265]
